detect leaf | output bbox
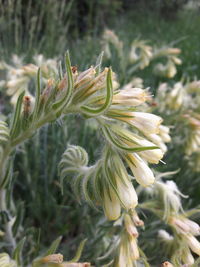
[44,236,62,256]
[13,237,26,266]
[52,51,73,112]
[32,68,41,120]
[12,202,25,237]
[102,126,159,152]
[95,51,104,74]
[81,67,113,116]
[10,91,25,138]
[67,239,87,262]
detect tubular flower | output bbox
[104,124,163,163]
[112,87,149,107]
[184,234,200,256]
[129,40,153,69]
[130,210,144,227]
[169,216,200,236]
[124,112,163,134]
[181,250,195,265]
[107,110,163,135]
[103,187,121,221]
[102,29,123,59]
[0,253,17,267]
[158,230,174,243]
[125,153,155,187]
[159,125,171,143]
[121,77,144,90]
[124,214,139,237]
[167,82,185,110]
[115,232,140,267]
[137,139,164,163]
[116,176,138,210]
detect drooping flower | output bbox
[125,153,155,187]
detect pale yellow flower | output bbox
[126,153,155,187]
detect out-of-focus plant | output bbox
[0,54,58,106]
[155,79,200,173]
[101,29,182,81]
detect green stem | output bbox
[0,189,16,252]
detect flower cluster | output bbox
[114,212,144,266]
[60,79,169,222]
[155,79,200,164]
[141,172,200,265]
[101,29,182,77]
[0,54,58,105]
[129,40,153,69]
[153,47,182,78]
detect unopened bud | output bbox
[41,253,63,264]
[161,261,174,267]
[124,214,138,237]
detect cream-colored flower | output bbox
[169,216,200,237]
[126,153,155,187]
[167,82,185,110]
[184,234,200,256]
[116,177,138,210]
[122,78,144,90]
[112,87,149,107]
[130,210,144,227]
[158,229,174,242]
[137,138,164,163]
[41,253,63,263]
[0,253,17,267]
[146,133,168,153]
[182,250,195,265]
[117,111,162,134]
[129,235,140,260]
[159,125,171,143]
[103,187,121,221]
[124,214,139,237]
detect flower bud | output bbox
[131,210,144,227]
[41,253,63,263]
[161,261,174,267]
[124,214,138,237]
[158,230,174,242]
[129,235,140,260]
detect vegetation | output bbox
[0,1,200,266]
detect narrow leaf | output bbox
[44,236,62,256]
[10,91,25,138]
[81,67,113,116]
[13,237,26,266]
[67,239,87,263]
